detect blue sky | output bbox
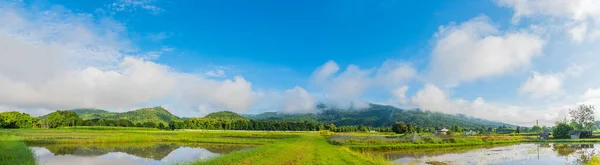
[2,0,600,126]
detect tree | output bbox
[553,122,574,139]
[143,121,157,128]
[569,104,595,131]
[452,124,463,133]
[116,119,133,127]
[358,125,368,132]
[45,111,82,128]
[0,112,35,128]
[328,123,336,132]
[516,126,521,134]
[392,121,407,134]
[532,125,542,133]
[158,122,166,130]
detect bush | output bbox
[552,123,574,139]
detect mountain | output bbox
[204,111,248,120]
[69,109,116,120]
[51,107,180,125]
[245,104,515,129]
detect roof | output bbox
[440,128,448,132]
[568,130,582,135]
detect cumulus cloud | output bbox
[280,87,316,114]
[0,2,259,117]
[392,86,409,104]
[410,84,570,126]
[518,65,585,98]
[496,0,600,42]
[519,72,564,98]
[428,15,545,86]
[310,60,340,85]
[311,60,416,108]
[375,61,416,88]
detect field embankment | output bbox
[0,131,36,165]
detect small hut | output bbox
[539,131,550,140]
[569,130,582,139]
[439,128,449,135]
[464,130,476,135]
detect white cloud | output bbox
[311,60,340,85]
[518,65,585,98]
[110,0,163,15]
[0,2,260,117]
[518,72,563,98]
[496,0,600,42]
[410,84,570,126]
[175,76,257,116]
[281,87,316,114]
[392,86,409,104]
[428,15,545,86]
[582,87,600,100]
[375,61,416,88]
[204,69,225,77]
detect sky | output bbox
[2,0,600,126]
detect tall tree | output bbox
[569,104,595,131]
[532,125,542,133]
[392,121,407,134]
[46,111,82,128]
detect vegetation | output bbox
[248,104,514,130]
[55,106,180,125]
[0,131,36,165]
[553,121,574,139]
[0,111,36,128]
[569,105,596,131]
[2,129,386,165]
[205,111,249,120]
[327,133,533,151]
[190,134,388,165]
[45,110,83,128]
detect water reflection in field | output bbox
[29,142,255,165]
[378,143,598,165]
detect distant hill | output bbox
[204,111,248,120]
[245,104,514,129]
[39,104,514,129]
[44,107,180,125]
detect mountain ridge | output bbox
[42,104,516,128]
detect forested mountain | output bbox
[204,111,248,120]
[43,107,180,125]
[246,104,514,129]
[35,104,513,129]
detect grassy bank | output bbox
[6,128,298,145]
[329,134,535,151]
[0,130,36,165]
[191,134,389,165]
[5,129,391,165]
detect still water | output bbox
[378,143,599,165]
[28,143,255,165]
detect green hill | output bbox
[204,111,248,120]
[50,107,180,125]
[246,104,514,129]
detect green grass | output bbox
[329,134,533,151]
[7,129,297,145]
[191,134,389,165]
[0,130,36,165]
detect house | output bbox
[464,130,476,135]
[569,130,582,139]
[539,131,550,140]
[439,128,449,135]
